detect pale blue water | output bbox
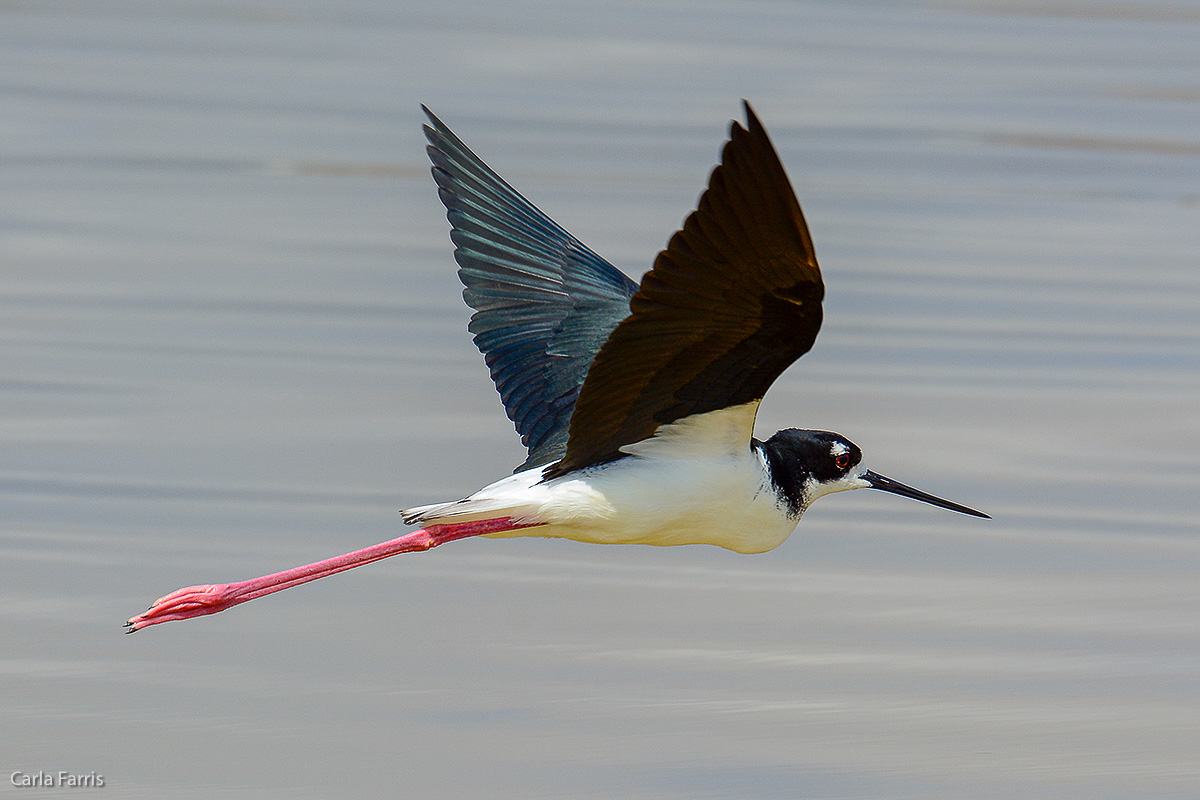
[2,1,1198,798]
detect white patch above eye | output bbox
[829,441,849,457]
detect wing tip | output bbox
[729,99,761,135]
[422,105,451,151]
[741,99,765,135]
[731,99,771,148]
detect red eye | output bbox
[835,452,851,469]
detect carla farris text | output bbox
[11,771,105,788]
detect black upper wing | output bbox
[546,102,823,478]
[423,107,639,471]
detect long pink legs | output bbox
[125,517,542,632]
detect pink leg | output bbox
[125,517,542,632]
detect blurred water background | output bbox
[2,1,1198,797]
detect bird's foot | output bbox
[125,583,238,633]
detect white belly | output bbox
[488,453,797,554]
[405,403,801,554]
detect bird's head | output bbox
[759,429,988,519]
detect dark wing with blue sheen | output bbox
[422,107,639,471]
[546,102,824,478]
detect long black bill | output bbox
[862,470,990,519]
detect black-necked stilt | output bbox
[127,102,986,632]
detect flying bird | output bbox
[127,102,986,632]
